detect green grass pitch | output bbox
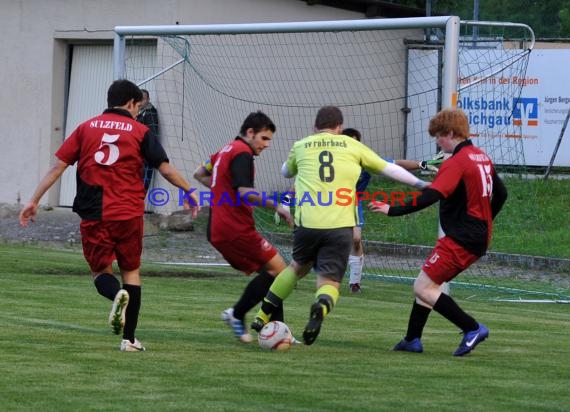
[1,245,569,411]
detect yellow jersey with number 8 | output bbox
[284,132,389,229]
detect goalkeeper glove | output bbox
[274,194,292,225]
[418,160,439,172]
[419,151,447,172]
[432,150,447,162]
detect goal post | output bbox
[109,17,566,302]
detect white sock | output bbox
[348,254,364,285]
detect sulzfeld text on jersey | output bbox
[90,120,133,131]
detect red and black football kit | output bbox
[56,108,168,272]
[388,140,507,283]
[206,137,277,274]
[56,108,168,221]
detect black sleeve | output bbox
[491,173,508,219]
[141,130,168,169]
[230,152,254,189]
[387,188,442,217]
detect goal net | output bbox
[115,18,568,301]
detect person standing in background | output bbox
[137,89,160,193]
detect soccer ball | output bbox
[258,321,293,351]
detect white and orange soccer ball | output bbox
[257,321,293,351]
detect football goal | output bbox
[113,17,569,302]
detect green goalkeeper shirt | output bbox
[284,131,389,229]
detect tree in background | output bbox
[390,0,570,38]
[559,4,570,37]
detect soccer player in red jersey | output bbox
[193,111,293,343]
[19,79,200,351]
[370,108,508,356]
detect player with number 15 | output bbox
[369,107,508,356]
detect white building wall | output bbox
[2,0,363,207]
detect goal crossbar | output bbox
[115,16,458,36]
[114,16,461,108]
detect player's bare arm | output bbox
[368,201,390,215]
[193,164,212,188]
[158,161,200,218]
[19,159,69,227]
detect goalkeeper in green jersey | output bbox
[251,106,430,345]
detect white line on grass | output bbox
[0,313,101,332]
[148,261,231,267]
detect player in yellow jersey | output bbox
[251,106,430,345]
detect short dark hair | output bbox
[107,79,143,108]
[239,111,276,136]
[342,128,361,142]
[315,106,343,130]
[140,89,150,98]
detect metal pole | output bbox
[544,105,570,179]
[425,0,433,40]
[113,32,125,80]
[115,16,457,36]
[442,16,460,109]
[473,0,480,45]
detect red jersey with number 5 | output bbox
[56,108,168,221]
[429,140,497,256]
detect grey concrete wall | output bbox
[2,0,363,206]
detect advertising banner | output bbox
[458,49,570,167]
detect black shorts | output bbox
[292,226,353,283]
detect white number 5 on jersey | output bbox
[94,133,120,165]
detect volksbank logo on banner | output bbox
[513,97,539,126]
[457,97,511,128]
[457,96,539,129]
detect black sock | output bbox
[260,291,283,320]
[122,284,141,342]
[404,301,431,341]
[317,295,335,313]
[271,300,284,322]
[233,271,274,320]
[94,273,121,301]
[433,293,478,332]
